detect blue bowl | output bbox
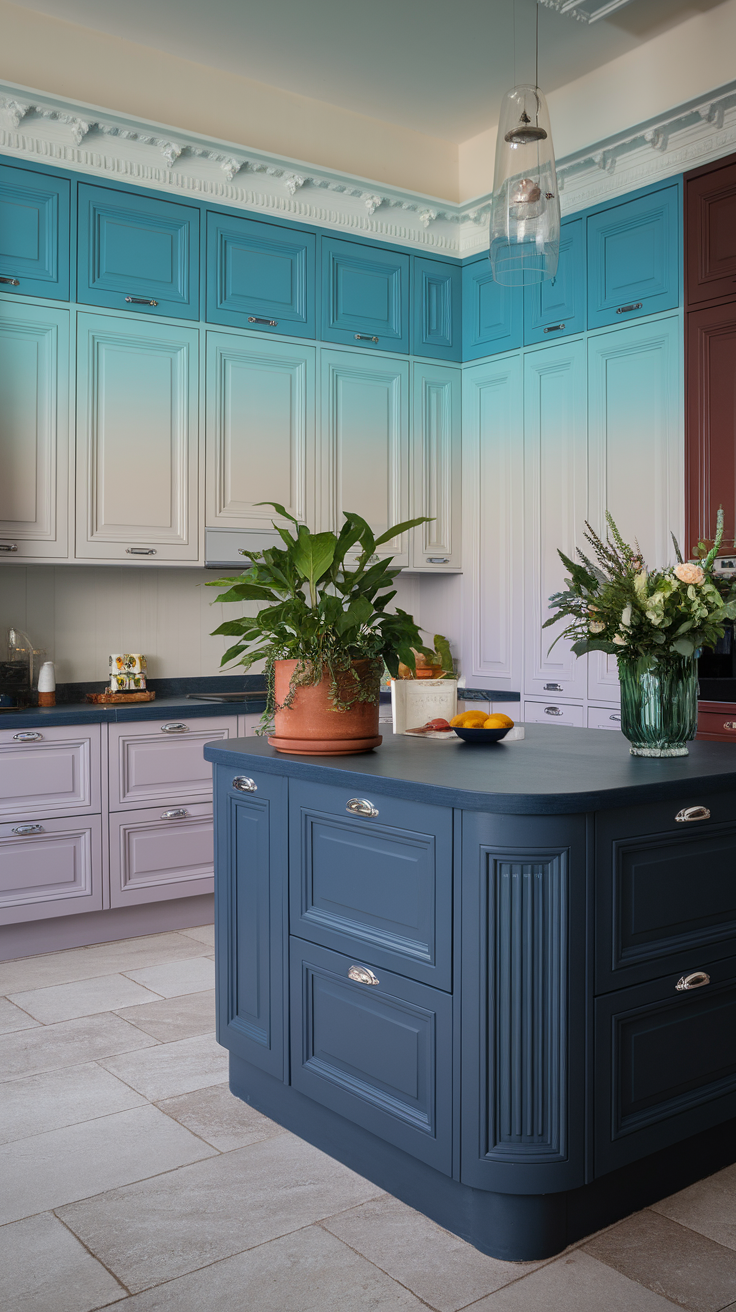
[453,726,510,744]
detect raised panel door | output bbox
[108,716,238,809]
[686,156,736,306]
[523,339,587,700]
[685,301,736,554]
[462,258,522,361]
[0,301,69,559]
[206,210,315,337]
[76,312,199,561]
[0,162,70,300]
[109,802,214,907]
[321,237,409,352]
[523,218,585,344]
[319,349,410,562]
[0,814,102,924]
[205,330,315,532]
[411,362,461,571]
[412,257,461,360]
[587,183,680,329]
[0,724,101,821]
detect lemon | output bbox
[484,713,515,729]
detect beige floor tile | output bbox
[0,932,207,995]
[58,1131,384,1292]
[0,1013,157,1083]
[100,1032,228,1100]
[156,1083,286,1151]
[467,1249,683,1310]
[9,973,161,1024]
[115,989,216,1042]
[0,1211,127,1311]
[585,1208,736,1312]
[179,924,215,948]
[0,1103,216,1225]
[0,1061,147,1146]
[123,956,215,998]
[0,997,40,1035]
[653,1164,736,1254]
[321,1194,543,1312]
[101,1223,425,1311]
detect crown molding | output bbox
[0,77,735,258]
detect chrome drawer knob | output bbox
[676,970,710,991]
[12,731,43,741]
[161,808,189,819]
[348,965,380,986]
[161,723,189,733]
[11,823,44,835]
[675,806,711,823]
[346,798,378,818]
[232,776,257,792]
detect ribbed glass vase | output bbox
[618,655,698,757]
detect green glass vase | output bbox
[618,655,698,757]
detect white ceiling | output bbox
[12,0,725,141]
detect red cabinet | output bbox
[686,157,736,308]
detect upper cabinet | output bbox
[686,155,736,307]
[77,184,199,320]
[524,217,585,345]
[462,257,522,361]
[411,363,461,571]
[321,237,410,353]
[0,162,70,301]
[412,257,461,361]
[587,183,680,329]
[206,211,315,338]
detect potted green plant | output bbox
[207,504,433,754]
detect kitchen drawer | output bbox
[595,793,736,992]
[0,724,101,821]
[289,778,452,989]
[290,938,452,1174]
[587,705,621,731]
[697,705,736,742]
[523,701,583,727]
[0,813,102,924]
[595,960,736,1175]
[108,716,237,809]
[109,801,214,907]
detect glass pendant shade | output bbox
[490,84,560,286]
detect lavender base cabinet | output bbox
[0,814,103,923]
[109,802,214,907]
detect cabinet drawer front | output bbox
[0,725,100,820]
[206,211,315,337]
[109,717,237,808]
[0,163,70,300]
[523,701,583,727]
[291,939,452,1174]
[587,184,679,328]
[697,707,736,741]
[524,217,585,344]
[461,258,522,360]
[289,779,452,988]
[595,964,736,1175]
[412,257,461,360]
[587,706,621,731]
[78,184,199,318]
[0,814,102,924]
[321,237,409,352]
[109,802,213,907]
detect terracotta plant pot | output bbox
[268,658,382,755]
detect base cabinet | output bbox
[109,802,214,907]
[0,814,103,923]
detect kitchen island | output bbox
[204,726,736,1259]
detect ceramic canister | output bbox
[109,654,148,674]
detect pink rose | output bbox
[674,563,705,585]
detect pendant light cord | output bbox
[536,0,539,91]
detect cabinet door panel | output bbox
[109,717,237,809]
[411,362,461,570]
[78,184,199,319]
[0,724,100,821]
[524,218,585,344]
[76,313,199,560]
[320,350,409,562]
[523,701,584,727]
[0,814,102,924]
[686,158,736,306]
[0,163,70,300]
[587,184,679,329]
[109,802,214,907]
[587,316,682,703]
[205,331,315,531]
[523,340,587,699]
[0,301,69,558]
[321,238,409,352]
[412,257,461,360]
[206,211,315,337]
[686,302,736,555]
[462,258,522,360]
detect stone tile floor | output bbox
[1,926,736,1311]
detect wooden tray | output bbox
[86,690,156,704]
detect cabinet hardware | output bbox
[248,316,278,326]
[125,547,157,555]
[348,965,380,986]
[616,302,643,314]
[676,970,710,991]
[675,805,711,823]
[724,722,736,731]
[125,296,158,306]
[544,683,563,692]
[0,276,20,286]
[0,543,18,552]
[609,713,621,722]
[544,706,563,716]
[543,323,565,333]
[232,776,257,792]
[161,722,190,733]
[12,731,43,741]
[354,334,379,343]
[11,823,44,835]
[346,797,379,818]
[427,557,450,564]
[161,808,189,819]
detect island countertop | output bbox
[204,724,736,814]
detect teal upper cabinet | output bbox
[77,183,199,319]
[0,162,70,300]
[587,183,679,329]
[524,218,585,345]
[321,237,409,352]
[462,256,522,361]
[412,257,461,361]
[206,211,315,338]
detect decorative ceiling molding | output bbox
[0,78,735,258]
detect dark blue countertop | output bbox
[0,694,268,729]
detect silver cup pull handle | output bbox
[675,806,711,823]
[161,722,190,733]
[13,731,43,742]
[346,797,378,818]
[161,808,189,819]
[232,776,257,792]
[11,823,44,835]
[348,965,380,986]
[676,970,711,991]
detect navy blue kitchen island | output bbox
[204,726,736,1259]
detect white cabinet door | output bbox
[523,340,587,701]
[410,362,461,571]
[205,330,315,532]
[462,354,523,692]
[587,315,683,702]
[319,349,410,563]
[76,312,199,562]
[0,301,69,560]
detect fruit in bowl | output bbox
[451,709,515,743]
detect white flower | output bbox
[612,634,627,646]
[588,621,605,634]
[621,605,632,627]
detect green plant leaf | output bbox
[254,501,300,526]
[373,516,432,547]
[292,529,337,591]
[433,633,454,674]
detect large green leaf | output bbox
[254,501,300,526]
[292,530,337,591]
[373,516,432,547]
[433,633,454,674]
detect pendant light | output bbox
[490,5,560,286]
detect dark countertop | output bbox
[204,725,736,814]
[0,694,267,729]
